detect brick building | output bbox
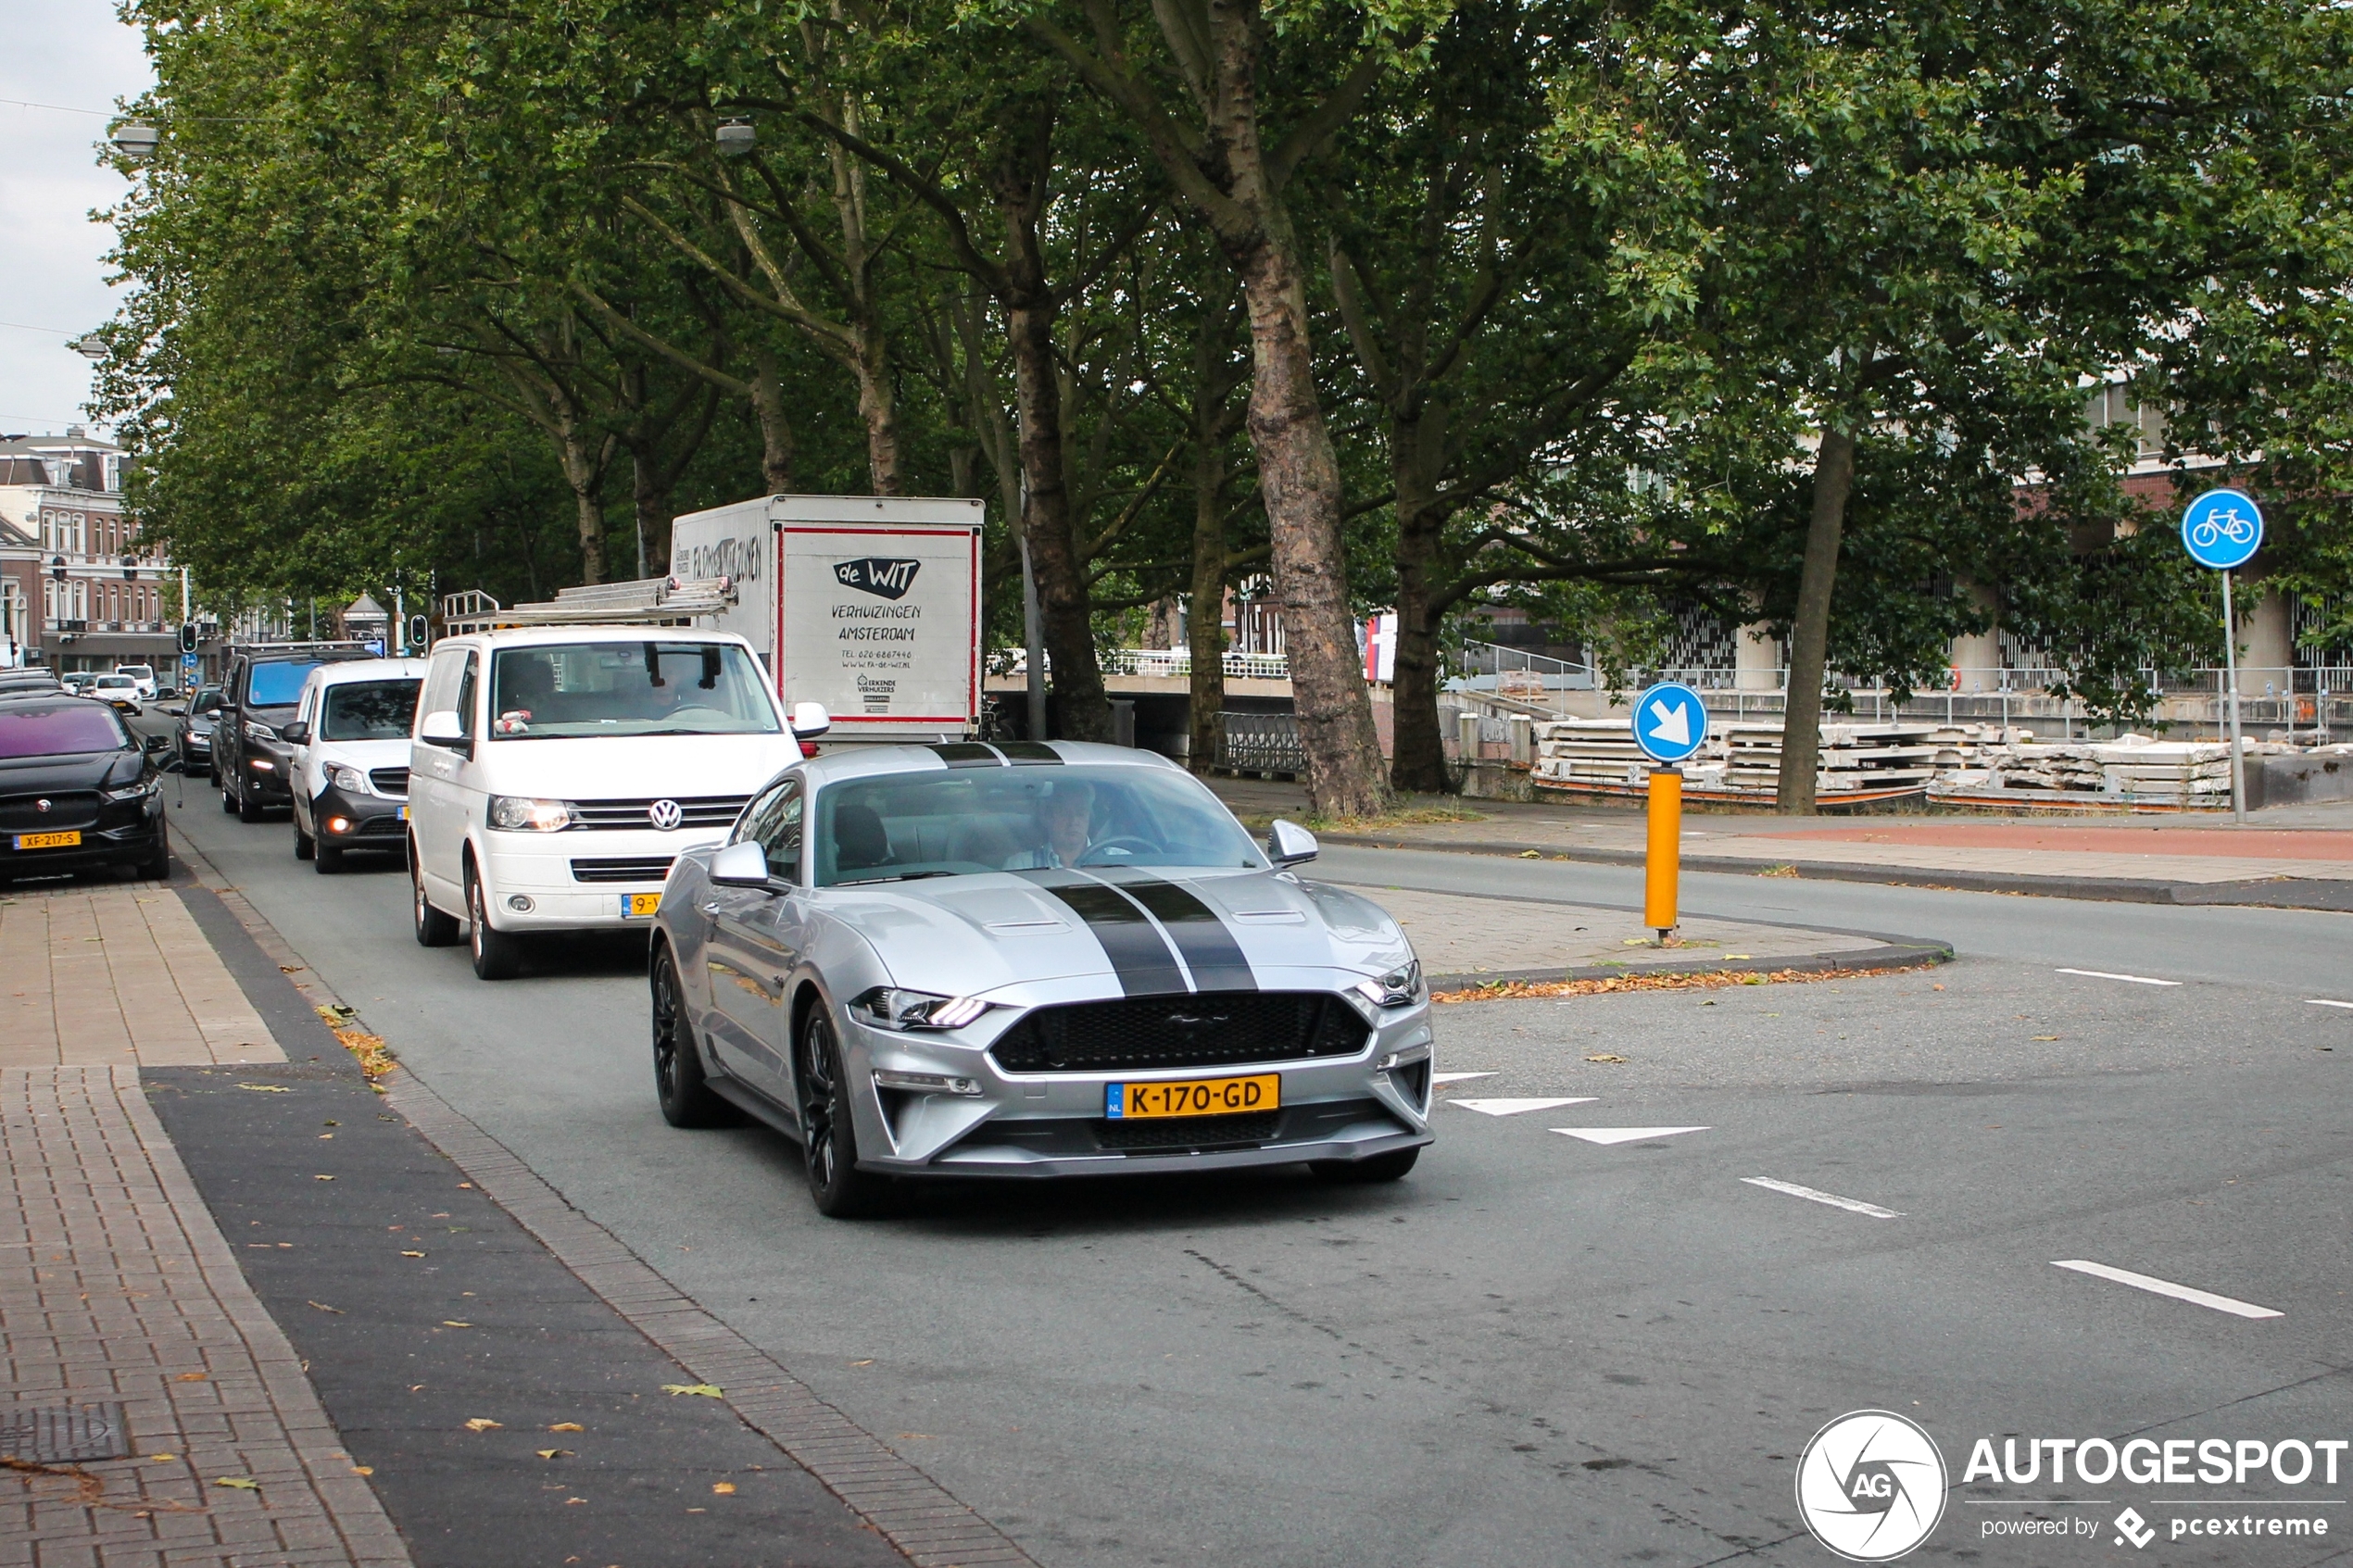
[0,427,184,675]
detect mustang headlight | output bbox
[1353,960,1423,1010]
[486,794,574,832]
[852,986,989,1031]
[243,720,279,742]
[326,763,370,795]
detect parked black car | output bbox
[0,670,66,699]
[166,684,224,777]
[215,644,375,822]
[0,696,172,883]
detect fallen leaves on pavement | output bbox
[463,1419,501,1432]
[547,1423,585,1433]
[1433,962,1937,1003]
[212,1477,259,1490]
[661,1384,724,1399]
[237,1084,291,1093]
[306,1301,344,1314]
[537,1449,572,1460]
[711,1482,736,1495]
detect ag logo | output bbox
[1794,1411,1946,1562]
[834,558,921,600]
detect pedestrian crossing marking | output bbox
[1551,1126,1709,1146]
[1451,1098,1596,1117]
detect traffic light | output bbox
[408,613,430,652]
[178,621,199,654]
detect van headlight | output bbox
[1353,960,1423,1010]
[486,795,574,832]
[243,720,278,742]
[852,987,988,1031]
[326,764,370,794]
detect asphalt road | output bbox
[150,754,2353,1568]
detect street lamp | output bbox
[120,555,140,582]
[716,118,756,157]
[49,555,67,583]
[69,334,107,361]
[110,121,160,162]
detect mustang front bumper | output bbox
[842,991,1436,1177]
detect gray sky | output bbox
[0,1,155,437]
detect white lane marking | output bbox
[1552,1126,1710,1146]
[2055,968,2182,986]
[1742,1176,1904,1219]
[1451,1098,1596,1117]
[2051,1260,2283,1320]
[1432,1072,1497,1085]
[2308,999,2353,1010]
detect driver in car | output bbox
[1008,781,1101,869]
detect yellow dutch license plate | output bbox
[12,831,82,850]
[1107,1073,1279,1121]
[620,892,662,919]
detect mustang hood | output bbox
[825,868,1414,1000]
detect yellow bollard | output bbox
[1644,766,1681,942]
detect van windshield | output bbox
[488,642,779,739]
[322,680,422,740]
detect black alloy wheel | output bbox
[314,841,343,873]
[411,849,460,947]
[139,822,170,883]
[465,866,524,981]
[651,945,737,1128]
[1309,1147,1421,1183]
[796,1006,887,1218]
[236,773,265,822]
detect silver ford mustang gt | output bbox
[647,739,1435,1215]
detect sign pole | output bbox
[2221,569,2246,824]
[1644,766,1681,944]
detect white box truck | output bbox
[668,494,985,743]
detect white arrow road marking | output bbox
[2055,968,2182,986]
[1552,1126,1710,1146]
[1645,697,1691,747]
[1742,1176,1904,1219]
[1451,1098,1597,1117]
[1431,1072,1498,1085]
[2308,999,2353,1010]
[2051,1260,2282,1320]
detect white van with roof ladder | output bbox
[406,622,828,980]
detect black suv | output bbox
[216,644,376,822]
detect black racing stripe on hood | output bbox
[1089,871,1258,992]
[927,742,1003,768]
[1014,871,1188,996]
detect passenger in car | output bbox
[1005,781,1099,870]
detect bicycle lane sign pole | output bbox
[2181,488,2263,823]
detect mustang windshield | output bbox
[488,642,780,739]
[813,764,1265,886]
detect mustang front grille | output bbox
[989,991,1368,1074]
[566,796,750,831]
[570,856,677,884]
[1096,1111,1278,1150]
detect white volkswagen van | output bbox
[406,626,826,979]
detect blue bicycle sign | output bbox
[2181,489,2263,571]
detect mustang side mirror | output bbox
[280,721,310,746]
[788,701,831,739]
[1266,819,1319,866]
[711,840,776,890]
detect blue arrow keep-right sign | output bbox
[2182,488,2263,571]
[1631,681,1708,765]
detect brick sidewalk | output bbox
[1,1065,410,1567]
[0,884,284,1069]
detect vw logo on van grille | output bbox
[647,798,685,832]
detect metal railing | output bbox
[1004,647,1294,681]
[1215,711,1306,775]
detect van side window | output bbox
[453,656,478,739]
[420,647,465,721]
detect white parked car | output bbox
[282,658,429,872]
[405,625,829,979]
